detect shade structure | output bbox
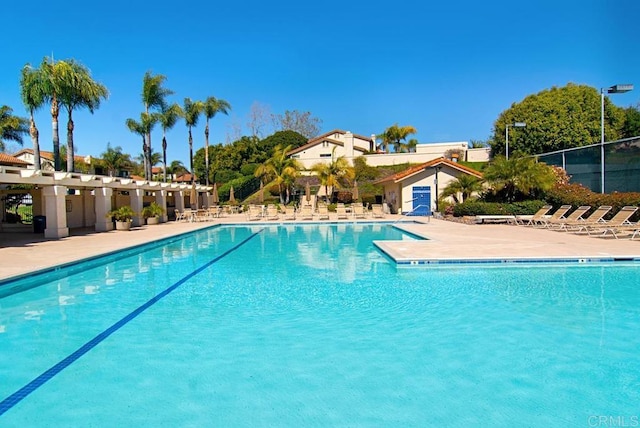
[305,181,311,203]
[212,183,219,204]
[190,183,198,209]
[352,180,359,201]
[259,181,264,203]
[229,186,236,204]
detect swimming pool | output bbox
[0,224,638,426]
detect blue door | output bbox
[410,186,432,216]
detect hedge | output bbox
[452,200,547,216]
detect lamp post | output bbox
[434,165,442,214]
[505,122,526,160]
[600,84,633,193]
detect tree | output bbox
[441,175,484,203]
[272,110,322,138]
[377,124,417,153]
[20,64,46,169]
[203,96,231,186]
[168,160,188,177]
[58,60,108,172]
[184,97,203,183]
[483,154,556,202]
[158,103,183,182]
[247,101,271,138]
[140,71,173,179]
[100,143,131,177]
[0,105,28,151]
[310,146,355,203]
[621,104,640,139]
[490,83,627,156]
[258,130,307,161]
[39,56,68,170]
[469,139,488,148]
[254,144,301,204]
[126,115,152,174]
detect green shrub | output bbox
[545,183,640,221]
[452,200,547,216]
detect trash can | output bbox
[33,215,46,233]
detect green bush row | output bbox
[545,184,640,216]
[452,200,547,216]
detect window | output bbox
[322,141,329,147]
[291,154,300,158]
[320,153,331,158]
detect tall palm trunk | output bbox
[162,135,168,182]
[66,110,75,172]
[188,127,194,184]
[29,111,41,170]
[204,123,210,186]
[51,95,61,171]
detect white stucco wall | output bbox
[383,165,473,214]
[466,147,491,162]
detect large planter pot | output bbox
[115,220,132,231]
[146,216,160,225]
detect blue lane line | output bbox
[0,229,264,417]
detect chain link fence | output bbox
[536,136,640,193]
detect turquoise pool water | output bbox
[0,224,638,426]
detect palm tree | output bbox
[310,146,355,203]
[100,143,131,177]
[126,114,153,175]
[378,124,418,153]
[483,154,556,202]
[20,64,46,169]
[58,60,108,172]
[158,103,183,182]
[202,96,231,186]
[39,56,68,170]
[168,160,188,179]
[406,138,418,153]
[141,71,173,179]
[441,175,484,203]
[0,105,28,151]
[183,98,203,184]
[254,144,301,204]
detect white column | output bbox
[130,189,145,227]
[155,190,168,223]
[94,187,114,232]
[175,191,185,213]
[42,185,69,239]
[83,189,95,227]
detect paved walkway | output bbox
[1,215,639,281]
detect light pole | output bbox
[433,165,442,214]
[505,122,526,160]
[600,84,633,193]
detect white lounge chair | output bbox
[317,204,330,220]
[299,205,314,220]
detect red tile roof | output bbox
[13,148,89,163]
[374,157,483,184]
[0,153,30,166]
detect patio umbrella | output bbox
[190,183,197,209]
[352,180,359,201]
[229,186,236,204]
[259,180,264,203]
[305,181,311,203]
[212,182,219,204]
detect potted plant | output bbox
[142,202,164,225]
[107,205,135,231]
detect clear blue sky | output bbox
[2,0,638,167]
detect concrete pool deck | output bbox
[1,215,639,281]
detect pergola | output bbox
[0,166,212,239]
